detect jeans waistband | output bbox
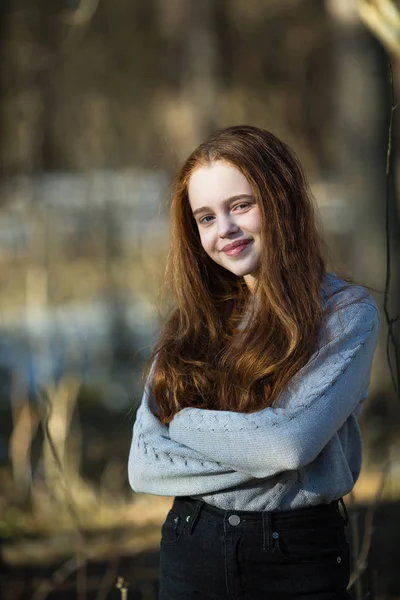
[172,496,348,533]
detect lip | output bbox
[221,239,252,254]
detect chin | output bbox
[225,263,259,277]
[225,267,256,277]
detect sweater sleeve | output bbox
[128,381,255,496]
[169,292,380,479]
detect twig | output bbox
[347,62,399,594]
[37,386,83,525]
[31,556,85,600]
[95,556,120,600]
[383,62,400,397]
[35,384,88,600]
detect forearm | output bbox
[169,297,380,478]
[128,392,255,496]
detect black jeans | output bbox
[159,496,352,600]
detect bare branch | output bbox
[383,62,400,397]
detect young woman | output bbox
[128,125,380,599]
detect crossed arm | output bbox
[169,296,380,479]
[128,384,256,495]
[129,291,380,495]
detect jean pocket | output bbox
[160,510,183,546]
[274,525,347,565]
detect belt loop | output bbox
[339,497,349,526]
[262,511,272,551]
[188,500,204,534]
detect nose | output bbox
[218,214,239,238]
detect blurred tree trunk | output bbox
[327,0,398,287]
[158,0,221,161]
[326,0,400,463]
[183,0,220,141]
[0,1,11,176]
[0,4,39,175]
[357,0,400,59]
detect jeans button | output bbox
[228,515,241,526]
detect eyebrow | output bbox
[192,194,254,217]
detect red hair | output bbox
[147,125,349,423]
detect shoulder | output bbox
[322,272,379,315]
[320,272,380,342]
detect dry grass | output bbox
[1,373,400,600]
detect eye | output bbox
[199,215,214,224]
[233,202,250,211]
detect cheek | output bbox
[246,210,262,235]
[198,230,215,254]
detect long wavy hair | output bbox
[147,125,349,424]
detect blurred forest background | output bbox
[0,0,400,598]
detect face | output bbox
[188,160,262,290]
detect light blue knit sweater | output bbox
[128,273,380,511]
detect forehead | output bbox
[188,161,252,208]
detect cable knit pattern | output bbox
[129,380,255,497]
[128,273,380,511]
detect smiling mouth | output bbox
[222,240,252,256]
